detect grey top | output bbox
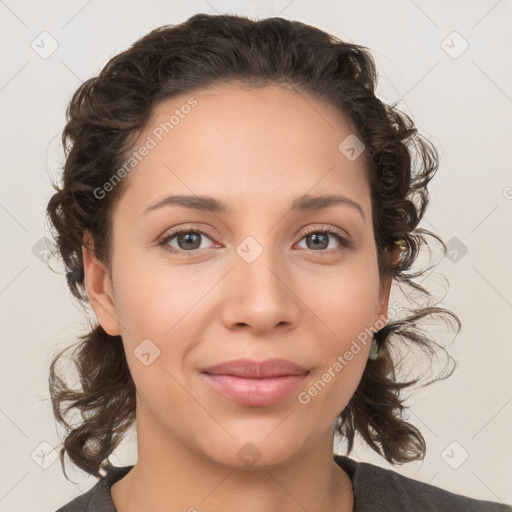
[56,454,511,511]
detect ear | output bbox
[82,230,121,336]
[376,243,402,323]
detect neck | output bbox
[111,412,353,512]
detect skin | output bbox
[83,84,399,512]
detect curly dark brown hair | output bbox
[46,12,460,480]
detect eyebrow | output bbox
[142,193,365,221]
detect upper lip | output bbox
[202,358,309,378]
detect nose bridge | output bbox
[224,231,297,330]
[235,232,287,298]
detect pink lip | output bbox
[202,358,308,378]
[201,358,309,406]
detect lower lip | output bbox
[202,373,309,407]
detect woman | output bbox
[48,12,511,512]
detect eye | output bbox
[296,225,352,253]
[157,224,352,255]
[157,227,217,254]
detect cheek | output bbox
[111,247,204,338]
[303,257,381,340]
[111,254,210,393]
[300,288,376,420]
[111,259,197,415]
[300,254,380,395]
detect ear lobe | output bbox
[82,230,121,336]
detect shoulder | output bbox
[334,454,511,512]
[55,465,133,512]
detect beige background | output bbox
[0,0,510,509]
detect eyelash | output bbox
[156,225,352,256]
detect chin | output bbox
[200,433,307,471]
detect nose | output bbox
[218,238,302,335]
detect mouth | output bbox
[201,373,309,407]
[201,358,310,407]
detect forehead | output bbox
[118,84,371,217]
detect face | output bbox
[84,84,393,469]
